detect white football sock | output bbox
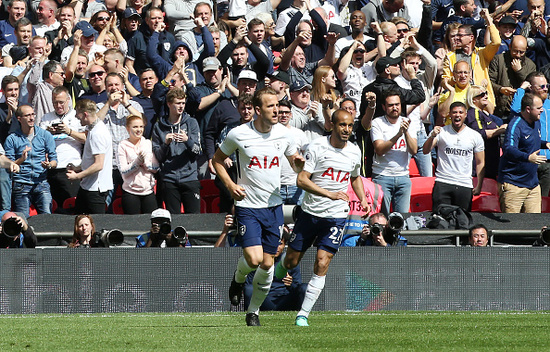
[247,265,274,314]
[234,256,256,283]
[298,274,326,318]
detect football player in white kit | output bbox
[274,109,370,326]
[212,87,305,326]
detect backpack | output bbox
[426,204,473,230]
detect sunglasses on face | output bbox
[353,49,366,54]
[89,71,105,78]
[397,28,409,34]
[536,84,550,89]
[475,91,488,98]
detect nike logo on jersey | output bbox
[244,145,251,148]
[525,135,530,139]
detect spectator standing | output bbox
[66,99,113,215]
[152,88,202,214]
[4,104,57,217]
[39,86,85,207]
[498,93,548,213]
[423,102,485,211]
[118,115,159,214]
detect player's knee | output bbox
[245,256,262,268]
[284,255,300,270]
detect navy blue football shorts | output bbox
[234,204,283,255]
[289,211,346,255]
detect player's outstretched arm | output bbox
[297,170,349,201]
[212,149,246,201]
[350,176,371,216]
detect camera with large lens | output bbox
[92,229,124,247]
[2,217,22,239]
[172,226,188,246]
[359,212,404,246]
[537,227,550,246]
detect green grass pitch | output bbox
[1,311,549,351]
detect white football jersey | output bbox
[301,136,362,218]
[220,121,297,208]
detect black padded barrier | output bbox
[0,247,549,314]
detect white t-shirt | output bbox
[434,124,485,188]
[394,74,425,133]
[371,115,418,177]
[341,64,376,119]
[301,136,362,218]
[60,43,107,66]
[39,109,85,168]
[219,121,297,208]
[80,120,113,192]
[281,125,309,186]
[229,0,273,23]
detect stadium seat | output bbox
[410,177,435,196]
[200,198,207,213]
[542,197,550,213]
[473,177,499,196]
[211,197,221,213]
[200,179,219,198]
[51,199,57,213]
[63,197,76,210]
[161,202,185,214]
[112,198,124,215]
[409,194,433,212]
[471,194,501,213]
[409,158,420,177]
[29,205,37,216]
[29,200,58,216]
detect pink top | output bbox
[117,137,159,196]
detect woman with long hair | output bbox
[465,85,507,179]
[68,214,96,248]
[435,23,462,77]
[117,115,159,214]
[311,66,340,131]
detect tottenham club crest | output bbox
[305,151,312,160]
[238,223,246,237]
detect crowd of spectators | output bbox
[0,0,550,224]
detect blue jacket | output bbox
[510,88,550,158]
[498,115,548,188]
[4,127,57,184]
[151,113,201,184]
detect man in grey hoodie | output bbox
[152,88,202,214]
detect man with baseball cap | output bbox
[186,57,229,179]
[289,79,326,142]
[266,71,290,101]
[136,208,190,247]
[356,55,425,176]
[122,8,149,75]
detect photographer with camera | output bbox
[136,208,190,247]
[68,214,96,248]
[0,211,36,248]
[358,212,407,246]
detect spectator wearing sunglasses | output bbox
[510,72,550,198]
[80,64,108,104]
[465,85,507,180]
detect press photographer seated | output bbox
[358,212,407,247]
[136,209,189,247]
[68,214,124,248]
[0,211,36,248]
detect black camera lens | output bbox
[159,222,171,235]
[2,217,22,238]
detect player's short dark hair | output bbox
[469,224,489,237]
[331,108,352,124]
[139,67,157,78]
[278,99,291,110]
[105,72,123,85]
[449,101,467,112]
[14,17,31,31]
[248,18,264,30]
[43,60,61,81]
[341,98,356,110]
[401,47,421,61]
[237,93,253,106]
[458,24,475,37]
[2,75,19,91]
[252,87,278,108]
[167,87,186,103]
[526,71,546,85]
[521,92,538,111]
[382,90,401,105]
[454,0,470,10]
[145,6,163,20]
